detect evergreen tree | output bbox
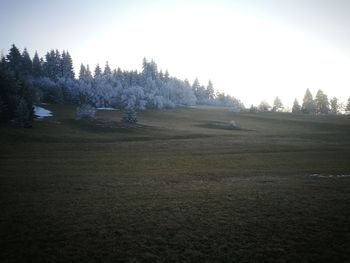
[32,51,42,77]
[292,98,301,113]
[21,48,32,76]
[272,96,283,112]
[79,64,86,80]
[330,97,339,115]
[206,80,215,100]
[122,108,137,123]
[103,62,111,76]
[315,89,329,114]
[7,44,22,75]
[94,64,102,78]
[61,51,74,79]
[301,88,316,114]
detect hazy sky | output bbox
[1,0,350,107]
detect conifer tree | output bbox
[94,64,102,78]
[301,89,316,114]
[206,80,215,100]
[21,48,32,75]
[7,44,22,75]
[315,89,329,114]
[103,62,111,76]
[32,51,42,77]
[292,98,301,113]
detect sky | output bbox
[1,0,350,107]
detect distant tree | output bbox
[249,104,258,113]
[301,88,316,114]
[315,89,329,114]
[258,100,271,112]
[79,64,86,80]
[330,97,339,115]
[206,80,215,100]
[61,51,74,79]
[292,98,301,113]
[272,96,283,112]
[103,62,111,76]
[346,97,350,113]
[6,44,22,75]
[94,64,102,78]
[32,51,42,77]
[21,48,32,76]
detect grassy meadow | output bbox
[1,105,350,262]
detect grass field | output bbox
[1,105,350,262]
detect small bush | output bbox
[76,104,96,120]
[122,108,137,123]
[228,120,237,129]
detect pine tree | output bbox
[122,108,137,123]
[103,62,111,76]
[7,44,22,75]
[272,96,283,112]
[206,80,215,100]
[315,89,329,114]
[292,98,301,113]
[330,97,339,115]
[61,51,74,79]
[94,64,102,78]
[21,48,32,76]
[301,89,316,114]
[32,51,42,77]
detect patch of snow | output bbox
[34,105,52,119]
[97,107,117,111]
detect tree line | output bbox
[251,89,350,115]
[0,44,244,126]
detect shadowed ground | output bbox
[1,105,350,262]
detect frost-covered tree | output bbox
[258,100,271,112]
[301,89,316,114]
[103,62,111,76]
[206,80,215,100]
[315,89,329,114]
[94,64,102,78]
[272,96,283,112]
[292,98,301,113]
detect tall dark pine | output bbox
[21,48,32,76]
[61,51,74,79]
[6,44,22,75]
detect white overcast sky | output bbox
[1,0,350,107]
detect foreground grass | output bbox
[1,105,350,262]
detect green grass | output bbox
[1,105,350,262]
